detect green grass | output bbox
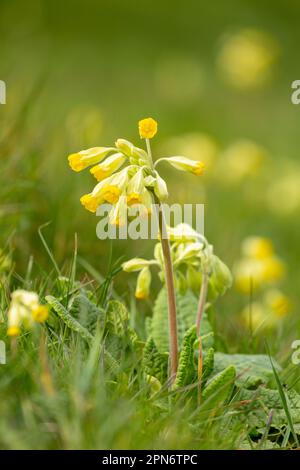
[1,0,300,450]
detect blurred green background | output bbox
[1,0,300,356]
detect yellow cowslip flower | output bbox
[69,119,206,226]
[109,195,127,226]
[32,305,49,323]
[122,258,153,272]
[7,290,48,337]
[156,156,205,176]
[68,147,114,172]
[81,167,129,211]
[138,117,158,139]
[80,194,101,213]
[90,152,126,181]
[126,169,144,206]
[102,185,121,204]
[141,188,153,214]
[127,192,142,206]
[135,267,151,299]
[242,236,273,260]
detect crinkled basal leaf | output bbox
[202,347,215,387]
[46,295,93,342]
[150,288,213,353]
[214,353,281,389]
[236,387,300,433]
[69,293,105,333]
[106,300,138,344]
[202,365,236,409]
[46,296,120,375]
[143,337,169,384]
[174,326,197,389]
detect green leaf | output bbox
[174,325,197,389]
[202,365,236,409]
[106,300,138,344]
[69,293,105,333]
[46,295,93,342]
[236,387,300,439]
[150,288,213,353]
[142,337,169,384]
[202,347,215,387]
[214,353,281,389]
[267,346,299,446]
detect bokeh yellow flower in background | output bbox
[234,236,285,294]
[215,140,268,185]
[266,168,300,216]
[241,236,273,260]
[235,237,290,331]
[7,290,49,337]
[217,29,279,89]
[241,289,291,331]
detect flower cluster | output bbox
[7,290,49,337]
[122,223,232,300]
[234,236,290,330]
[68,118,205,226]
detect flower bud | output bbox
[209,255,232,297]
[138,117,158,139]
[115,139,148,162]
[187,265,202,295]
[157,156,205,176]
[122,258,151,272]
[154,172,168,201]
[135,267,151,299]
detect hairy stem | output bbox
[154,196,178,382]
[145,138,178,382]
[196,271,209,402]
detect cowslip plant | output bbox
[6,289,49,337]
[68,118,205,381]
[123,222,232,392]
